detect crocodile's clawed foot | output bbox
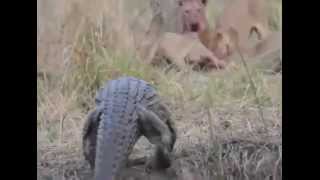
[145,158,155,174]
[127,157,148,167]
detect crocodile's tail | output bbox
[94,112,133,180]
[93,77,155,180]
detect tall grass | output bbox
[37,0,282,179]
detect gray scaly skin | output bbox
[82,76,176,180]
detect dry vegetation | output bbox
[37,0,282,179]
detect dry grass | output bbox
[37,0,282,179]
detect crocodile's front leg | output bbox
[136,105,176,172]
[82,108,102,170]
[83,108,148,171]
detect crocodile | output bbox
[82,76,177,180]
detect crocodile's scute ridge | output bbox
[82,76,175,180]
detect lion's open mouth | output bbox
[191,23,199,32]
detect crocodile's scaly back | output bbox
[94,77,159,180]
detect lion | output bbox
[247,31,282,73]
[176,0,209,34]
[199,26,239,62]
[249,31,281,58]
[147,32,227,71]
[199,0,270,60]
[147,0,208,35]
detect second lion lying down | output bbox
[147,32,227,71]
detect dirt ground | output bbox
[38,98,282,180]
